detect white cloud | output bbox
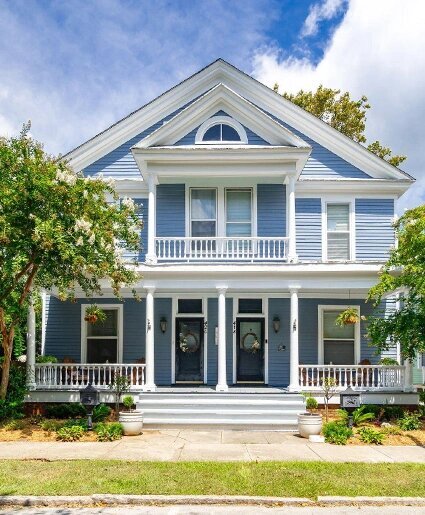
[252,0,425,212]
[302,0,346,37]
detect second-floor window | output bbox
[326,203,350,260]
[190,188,217,237]
[226,189,252,237]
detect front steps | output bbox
[136,388,305,430]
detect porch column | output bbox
[143,287,156,391]
[26,298,36,390]
[287,176,298,263]
[288,287,300,391]
[216,287,228,392]
[403,359,414,392]
[146,174,157,264]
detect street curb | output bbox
[318,496,425,505]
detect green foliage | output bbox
[40,419,65,433]
[357,427,385,445]
[94,422,123,441]
[92,403,111,422]
[379,357,399,366]
[44,403,86,419]
[366,404,404,421]
[63,418,88,430]
[398,412,422,431]
[335,308,361,326]
[56,425,85,442]
[0,362,26,420]
[4,419,25,430]
[122,395,134,411]
[109,371,131,418]
[322,421,353,445]
[35,355,58,363]
[279,85,406,166]
[84,305,107,324]
[380,424,402,436]
[419,391,425,404]
[337,405,375,427]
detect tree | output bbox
[274,84,406,167]
[0,124,142,398]
[367,205,425,361]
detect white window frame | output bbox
[81,304,123,363]
[195,116,248,144]
[189,187,218,237]
[323,201,355,261]
[318,305,361,365]
[225,188,253,237]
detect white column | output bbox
[216,287,228,392]
[146,174,157,264]
[403,359,414,392]
[287,175,298,262]
[288,287,300,391]
[26,298,36,390]
[143,287,156,391]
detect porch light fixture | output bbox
[160,317,167,333]
[273,316,280,333]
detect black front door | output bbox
[175,318,204,382]
[236,318,265,382]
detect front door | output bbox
[236,318,265,382]
[175,318,204,382]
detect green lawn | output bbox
[0,461,424,498]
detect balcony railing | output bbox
[299,365,405,391]
[155,237,289,262]
[33,363,146,390]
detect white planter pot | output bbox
[119,410,143,436]
[297,412,323,438]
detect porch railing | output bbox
[299,365,405,391]
[155,237,289,262]
[33,363,146,390]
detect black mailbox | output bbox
[80,383,99,430]
[340,386,361,428]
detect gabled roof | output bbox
[65,58,414,183]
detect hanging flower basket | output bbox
[335,308,364,326]
[84,305,106,324]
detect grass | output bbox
[0,461,424,498]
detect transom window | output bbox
[190,188,217,237]
[85,308,120,363]
[326,203,351,260]
[195,116,248,144]
[319,307,359,365]
[203,123,240,142]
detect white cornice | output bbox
[296,178,411,197]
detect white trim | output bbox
[317,304,361,365]
[195,115,248,144]
[80,304,123,363]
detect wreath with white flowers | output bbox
[179,331,200,353]
[241,332,261,354]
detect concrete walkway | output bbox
[0,430,424,462]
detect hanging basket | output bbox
[84,305,106,324]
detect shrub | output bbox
[56,425,84,442]
[357,427,384,444]
[92,404,111,422]
[41,420,65,433]
[419,391,425,405]
[305,397,318,411]
[322,421,353,445]
[122,395,134,411]
[35,355,58,363]
[0,363,26,421]
[63,418,88,430]
[44,403,86,419]
[398,412,422,431]
[94,422,123,441]
[379,357,399,366]
[337,405,375,427]
[383,406,404,420]
[380,423,402,435]
[4,419,25,431]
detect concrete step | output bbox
[143,417,298,430]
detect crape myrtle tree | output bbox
[0,124,142,399]
[367,206,425,361]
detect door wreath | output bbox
[179,331,200,353]
[241,331,261,354]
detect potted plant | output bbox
[119,395,143,436]
[335,308,365,326]
[84,305,106,324]
[298,395,323,439]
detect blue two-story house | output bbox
[28,59,420,426]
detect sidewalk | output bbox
[0,430,424,462]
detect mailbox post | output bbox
[340,386,361,428]
[80,383,99,431]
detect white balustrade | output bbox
[298,365,405,391]
[155,237,289,262]
[34,363,146,390]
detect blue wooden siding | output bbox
[154,298,172,385]
[156,184,185,237]
[268,298,290,386]
[295,198,322,260]
[355,199,395,260]
[122,198,148,263]
[257,184,286,237]
[207,298,218,385]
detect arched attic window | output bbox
[195,116,248,144]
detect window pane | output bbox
[328,233,350,260]
[203,124,221,141]
[87,338,118,363]
[192,221,216,237]
[87,310,118,337]
[226,190,251,222]
[327,204,349,231]
[323,311,355,339]
[178,299,203,313]
[222,124,240,141]
[191,189,216,220]
[324,340,355,365]
[226,223,252,237]
[239,299,262,313]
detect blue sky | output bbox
[0,0,423,209]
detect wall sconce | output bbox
[273,316,280,333]
[160,317,167,333]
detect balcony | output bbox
[155,237,289,262]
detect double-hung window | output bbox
[326,203,350,260]
[190,189,217,237]
[320,308,358,365]
[225,189,252,237]
[85,308,120,363]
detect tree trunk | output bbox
[0,330,14,400]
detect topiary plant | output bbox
[122,395,134,412]
[305,396,318,412]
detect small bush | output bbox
[45,403,86,419]
[419,391,425,405]
[305,397,318,411]
[94,422,123,442]
[380,423,402,435]
[41,420,65,433]
[4,419,25,431]
[383,406,404,421]
[357,427,384,445]
[337,405,375,427]
[0,363,26,421]
[398,412,422,431]
[63,418,88,430]
[35,355,58,363]
[56,425,84,442]
[92,404,111,422]
[322,421,353,445]
[122,395,134,411]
